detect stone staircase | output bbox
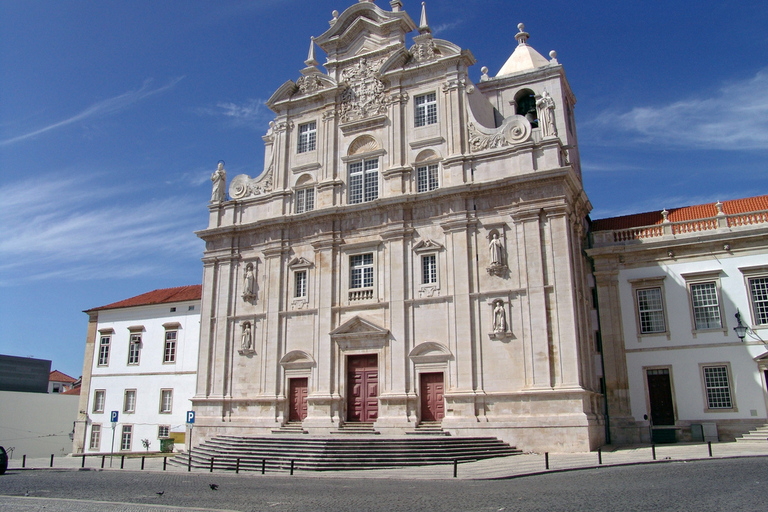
[169,435,521,472]
[735,424,768,443]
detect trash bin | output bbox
[159,438,174,453]
[0,446,7,475]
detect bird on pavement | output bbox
[209,483,219,490]
[156,491,165,496]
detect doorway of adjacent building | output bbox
[647,368,675,442]
[288,377,308,422]
[347,354,378,422]
[419,372,445,422]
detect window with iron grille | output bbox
[89,424,101,450]
[98,336,110,366]
[690,282,722,330]
[123,389,136,413]
[164,331,177,363]
[415,93,437,127]
[750,276,768,325]
[159,389,173,413]
[636,287,666,334]
[120,425,133,451]
[158,425,170,438]
[350,253,374,289]
[417,163,439,193]
[127,333,141,365]
[703,365,733,409]
[297,121,316,153]
[295,270,308,298]
[348,158,379,204]
[295,187,315,213]
[93,389,105,413]
[422,254,437,285]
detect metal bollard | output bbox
[22,455,26,468]
[120,455,125,469]
[236,458,240,474]
[50,454,54,467]
[141,456,145,470]
[708,441,712,457]
[81,455,86,468]
[651,444,656,461]
[101,455,105,468]
[262,458,266,475]
[163,457,167,471]
[290,460,294,475]
[188,452,192,472]
[545,452,549,470]
[598,448,602,465]
[453,459,458,478]
[210,457,214,473]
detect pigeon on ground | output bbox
[209,484,219,490]
[156,491,165,496]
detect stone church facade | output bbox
[194,0,604,452]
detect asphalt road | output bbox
[0,457,765,511]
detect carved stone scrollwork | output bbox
[296,74,325,95]
[229,167,274,200]
[410,40,437,63]
[442,77,466,93]
[468,115,532,152]
[339,57,389,123]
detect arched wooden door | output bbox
[347,354,378,422]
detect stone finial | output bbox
[549,50,558,64]
[715,200,724,215]
[661,208,669,222]
[515,23,530,46]
[419,2,432,34]
[480,66,489,81]
[390,0,403,11]
[305,37,319,67]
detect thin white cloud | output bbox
[0,172,204,286]
[432,20,463,35]
[0,77,185,146]
[588,69,768,151]
[195,98,270,127]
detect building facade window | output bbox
[98,336,111,366]
[93,389,106,413]
[350,253,374,289]
[295,270,308,298]
[297,121,316,153]
[414,92,437,127]
[690,282,722,330]
[158,425,170,438]
[164,331,177,363]
[295,187,315,213]
[749,276,768,325]
[120,425,133,451]
[123,389,136,413]
[422,254,437,285]
[160,389,173,413]
[702,365,734,410]
[348,158,379,204]
[89,424,101,450]
[127,333,141,365]
[630,277,668,337]
[416,163,439,193]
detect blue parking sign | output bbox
[110,411,119,423]
[186,411,195,424]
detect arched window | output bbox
[515,89,538,128]
[414,150,440,193]
[346,135,382,204]
[294,174,315,213]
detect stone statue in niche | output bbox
[242,263,256,302]
[210,162,227,203]
[240,321,252,352]
[487,232,508,276]
[536,91,557,138]
[493,300,507,333]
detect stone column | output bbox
[72,312,98,454]
[261,241,287,419]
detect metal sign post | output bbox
[110,410,118,468]
[186,411,195,454]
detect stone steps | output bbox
[169,435,521,472]
[735,424,768,443]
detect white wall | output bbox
[0,391,79,458]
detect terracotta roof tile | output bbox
[86,285,202,312]
[49,370,77,383]
[61,385,81,395]
[591,194,768,231]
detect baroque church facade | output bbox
[195,0,604,452]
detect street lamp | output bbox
[733,311,749,342]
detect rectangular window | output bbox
[158,425,170,438]
[348,158,379,204]
[417,163,439,193]
[703,365,733,409]
[750,276,768,325]
[415,92,437,127]
[120,425,133,451]
[160,389,173,413]
[164,331,177,363]
[350,253,374,289]
[123,389,136,413]
[295,270,308,298]
[295,188,315,213]
[127,333,141,365]
[89,424,101,450]
[93,389,106,413]
[98,336,110,366]
[297,121,317,153]
[422,254,437,284]
[636,287,666,334]
[690,282,722,330]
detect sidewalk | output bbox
[7,442,768,480]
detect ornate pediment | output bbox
[330,315,389,337]
[288,257,314,269]
[409,342,453,364]
[413,239,443,253]
[279,350,316,370]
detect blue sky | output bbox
[1,0,766,379]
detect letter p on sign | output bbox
[186,411,195,424]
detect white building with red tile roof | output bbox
[588,195,768,444]
[48,370,77,393]
[72,285,201,454]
